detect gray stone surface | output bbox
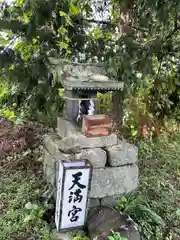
[43,150,56,186]
[106,141,138,167]
[88,206,141,240]
[75,148,107,168]
[44,134,74,161]
[52,231,72,240]
[49,57,124,91]
[52,229,86,240]
[57,117,79,138]
[57,117,118,151]
[89,164,139,198]
[44,145,138,198]
[101,195,122,207]
[44,134,107,168]
[57,133,118,152]
[88,198,101,208]
[44,134,61,156]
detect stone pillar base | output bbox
[43,117,139,208]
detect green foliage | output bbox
[116,124,180,239]
[23,202,46,223]
[108,231,128,240]
[73,236,90,240]
[0,0,180,122]
[96,92,113,114]
[0,174,51,240]
[0,78,26,123]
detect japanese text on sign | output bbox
[60,168,90,229]
[68,172,86,222]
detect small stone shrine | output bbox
[43,58,139,231]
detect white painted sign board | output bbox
[55,160,92,231]
[55,160,63,230]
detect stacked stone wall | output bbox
[43,117,139,208]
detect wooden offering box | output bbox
[82,114,113,137]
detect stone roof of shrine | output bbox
[49,58,124,91]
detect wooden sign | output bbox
[55,160,92,231]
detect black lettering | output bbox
[69,172,86,190]
[68,205,82,222]
[68,189,83,203]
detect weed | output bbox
[0,170,52,239]
[108,231,128,240]
[116,124,180,239]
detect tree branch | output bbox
[80,17,149,33]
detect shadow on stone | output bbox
[87,206,141,240]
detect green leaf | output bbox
[65,15,73,26]
[176,209,180,217]
[132,130,138,136]
[37,207,45,218]
[69,3,79,16]
[105,32,112,41]
[0,87,8,98]
[14,118,24,125]
[59,88,64,97]
[108,237,114,240]
[32,38,37,44]
[23,13,29,22]
[9,65,15,71]
[24,55,30,61]
[23,214,34,223]
[65,36,71,43]
[58,41,68,49]
[58,26,67,34]
[17,0,24,7]
[59,11,65,16]
[91,27,103,40]
[25,202,38,210]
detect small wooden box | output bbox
[82,114,113,137]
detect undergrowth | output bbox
[0,112,179,240]
[116,121,180,239]
[0,121,53,240]
[0,173,52,240]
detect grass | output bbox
[0,120,180,240]
[116,120,180,239]
[0,169,53,240]
[0,122,54,240]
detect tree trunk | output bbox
[112,90,124,135]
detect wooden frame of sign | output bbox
[55,159,92,231]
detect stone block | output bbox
[89,164,139,198]
[45,165,56,186]
[87,207,141,240]
[52,229,85,240]
[44,149,55,168]
[57,117,79,138]
[52,232,73,240]
[44,134,74,161]
[57,134,118,152]
[44,135,107,168]
[76,148,106,168]
[44,134,60,157]
[101,195,122,207]
[56,117,118,151]
[106,141,138,167]
[43,150,56,186]
[88,198,100,208]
